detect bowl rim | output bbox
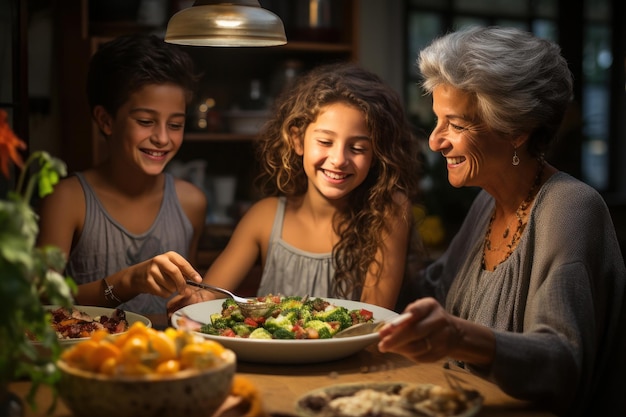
[32,305,152,346]
[57,348,236,382]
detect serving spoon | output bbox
[185,280,273,317]
[333,312,413,338]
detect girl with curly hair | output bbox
[169,62,421,312]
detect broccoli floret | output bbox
[230,309,245,322]
[249,328,273,339]
[219,299,246,322]
[279,296,305,311]
[297,305,314,323]
[232,322,254,338]
[264,311,297,332]
[313,306,353,330]
[278,297,314,323]
[221,298,238,309]
[221,307,245,323]
[209,313,234,329]
[303,320,334,339]
[272,328,295,339]
[199,324,222,336]
[280,307,301,317]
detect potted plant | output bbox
[0,109,76,415]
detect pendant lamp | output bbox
[164,0,287,47]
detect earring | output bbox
[512,150,520,166]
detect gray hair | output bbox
[418,26,573,156]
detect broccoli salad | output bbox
[199,295,375,339]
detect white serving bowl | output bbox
[172,298,399,364]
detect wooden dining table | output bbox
[10,314,557,417]
[10,349,557,417]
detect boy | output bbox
[37,34,206,315]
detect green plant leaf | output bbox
[0,147,73,414]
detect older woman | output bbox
[378,26,625,416]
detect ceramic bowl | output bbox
[172,298,398,364]
[56,349,236,417]
[30,306,152,362]
[42,305,152,349]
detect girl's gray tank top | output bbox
[257,196,359,300]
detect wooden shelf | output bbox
[57,0,358,176]
[184,132,257,142]
[271,41,354,53]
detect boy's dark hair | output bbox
[86,34,199,117]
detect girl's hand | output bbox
[377,297,463,362]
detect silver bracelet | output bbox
[103,278,122,305]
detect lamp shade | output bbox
[165,0,287,47]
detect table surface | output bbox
[11,344,556,417]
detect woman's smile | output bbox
[446,156,466,166]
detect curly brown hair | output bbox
[255,62,422,298]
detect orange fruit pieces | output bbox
[155,359,181,375]
[119,335,149,364]
[88,340,121,373]
[60,339,99,369]
[149,331,177,363]
[59,321,227,377]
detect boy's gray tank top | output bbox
[66,172,193,315]
[257,197,358,300]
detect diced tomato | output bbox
[290,324,307,339]
[243,317,259,328]
[359,309,374,321]
[220,329,236,337]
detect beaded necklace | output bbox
[483,159,545,270]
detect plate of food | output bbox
[171,297,399,364]
[32,305,152,348]
[295,381,483,417]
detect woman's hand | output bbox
[378,297,463,362]
[378,297,496,366]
